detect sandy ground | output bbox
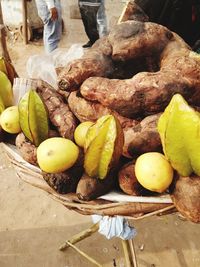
[0,19,200,267]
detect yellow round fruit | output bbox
[37,137,79,173]
[135,152,174,193]
[0,106,21,134]
[74,121,94,147]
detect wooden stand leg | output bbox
[60,222,138,267]
[122,239,138,267]
[59,222,99,251]
[59,222,102,266]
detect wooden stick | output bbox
[124,204,176,221]
[129,240,138,267]
[65,241,103,267]
[22,0,28,44]
[59,223,99,251]
[0,0,11,61]
[121,240,135,267]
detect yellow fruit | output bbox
[0,106,21,134]
[135,152,174,193]
[84,115,124,179]
[74,121,94,147]
[37,137,79,173]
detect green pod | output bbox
[158,94,200,176]
[0,70,13,107]
[18,89,49,146]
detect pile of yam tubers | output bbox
[11,3,200,223]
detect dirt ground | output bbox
[0,20,200,267]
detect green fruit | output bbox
[84,115,124,179]
[18,89,49,146]
[0,70,13,107]
[0,57,8,75]
[0,95,5,114]
[158,94,200,176]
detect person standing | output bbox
[35,0,62,53]
[78,0,107,48]
[97,0,108,38]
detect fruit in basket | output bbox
[37,137,79,173]
[84,115,124,179]
[118,161,152,196]
[0,70,13,107]
[158,94,200,176]
[74,121,94,147]
[0,106,21,134]
[135,152,174,193]
[0,96,5,114]
[0,57,18,84]
[42,149,84,194]
[76,172,116,201]
[15,132,37,165]
[171,174,200,223]
[18,89,49,147]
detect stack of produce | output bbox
[0,12,200,223]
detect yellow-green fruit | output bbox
[158,93,200,176]
[37,137,79,173]
[0,71,13,107]
[84,115,124,179]
[0,106,21,134]
[135,152,174,193]
[74,121,94,147]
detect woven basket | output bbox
[2,143,176,220]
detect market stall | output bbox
[0,1,199,266]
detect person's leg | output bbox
[35,0,62,53]
[97,0,108,37]
[79,3,100,46]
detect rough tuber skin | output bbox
[57,37,114,91]
[118,161,153,196]
[36,82,78,140]
[15,132,37,165]
[76,173,116,201]
[171,175,200,223]
[125,113,162,157]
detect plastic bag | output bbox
[91,215,137,240]
[26,44,84,89]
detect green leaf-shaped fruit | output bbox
[84,115,124,179]
[158,94,200,176]
[0,70,13,107]
[19,89,49,146]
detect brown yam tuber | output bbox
[118,161,152,196]
[57,37,113,91]
[16,132,37,165]
[68,91,138,127]
[171,175,200,223]
[124,113,162,157]
[36,82,78,140]
[76,173,116,201]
